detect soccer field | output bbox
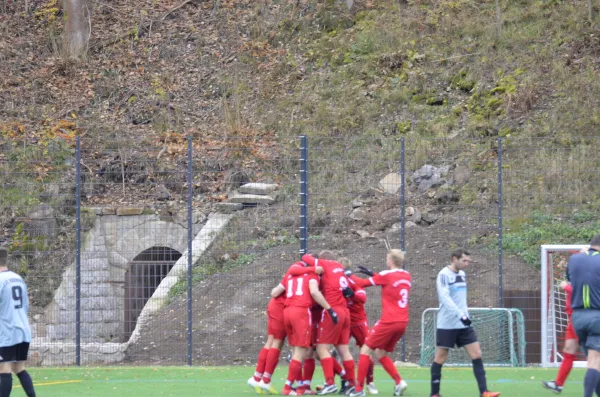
[18,365,586,396]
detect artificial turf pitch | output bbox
[16,366,586,396]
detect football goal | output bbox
[420,307,526,366]
[541,244,588,368]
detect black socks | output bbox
[431,361,442,396]
[16,370,36,397]
[472,358,487,394]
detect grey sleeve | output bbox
[437,273,464,319]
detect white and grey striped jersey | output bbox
[435,266,468,330]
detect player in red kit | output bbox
[282,263,336,396]
[250,261,322,395]
[339,258,378,395]
[348,249,411,397]
[302,251,356,395]
[542,274,580,393]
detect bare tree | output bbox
[64,0,90,58]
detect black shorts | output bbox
[573,309,600,354]
[436,327,478,349]
[0,342,30,363]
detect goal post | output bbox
[541,244,588,368]
[419,307,526,367]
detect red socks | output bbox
[284,359,303,391]
[355,354,371,392]
[303,358,316,388]
[253,348,269,381]
[333,358,345,377]
[556,352,576,386]
[379,355,401,384]
[321,357,335,385]
[367,357,375,384]
[343,360,356,386]
[262,348,281,384]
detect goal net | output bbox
[541,244,588,368]
[419,308,526,366]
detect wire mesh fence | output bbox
[0,133,598,366]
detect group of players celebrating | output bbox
[248,249,409,396]
[247,247,502,397]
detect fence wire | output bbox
[0,133,598,366]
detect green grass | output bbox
[503,209,600,266]
[20,365,587,396]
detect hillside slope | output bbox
[1,0,599,364]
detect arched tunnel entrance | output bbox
[124,246,182,341]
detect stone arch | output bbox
[124,246,182,341]
[109,220,188,268]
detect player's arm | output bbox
[301,254,317,266]
[301,254,336,270]
[309,279,331,310]
[309,279,339,324]
[287,263,324,276]
[350,274,374,288]
[271,284,285,298]
[436,273,465,319]
[561,281,572,293]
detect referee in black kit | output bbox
[567,234,600,397]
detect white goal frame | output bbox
[541,244,588,368]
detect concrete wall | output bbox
[30,210,232,366]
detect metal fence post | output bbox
[75,135,81,366]
[300,136,309,256]
[498,137,503,308]
[400,137,406,362]
[187,135,193,366]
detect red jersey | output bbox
[302,254,349,308]
[284,272,320,308]
[271,263,318,312]
[347,280,367,325]
[352,268,412,323]
[565,283,573,317]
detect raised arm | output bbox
[350,274,373,288]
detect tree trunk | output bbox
[64,0,90,58]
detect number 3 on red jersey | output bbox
[398,288,408,308]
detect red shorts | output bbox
[351,322,369,347]
[267,306,286,340]
[317,306,350,345]
[565,319,578,341]
[284,306,312,348]
[365,321,407,353]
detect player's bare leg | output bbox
[0,362,13,397]
[316,343,338,394]
[260,338,284,395]
[12,361,35,397]
[464,342,500,397]
[542,338,578,393]
[250,335,273,394]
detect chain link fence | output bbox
[0,133,598,366]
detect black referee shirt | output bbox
[568,249,600,310]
